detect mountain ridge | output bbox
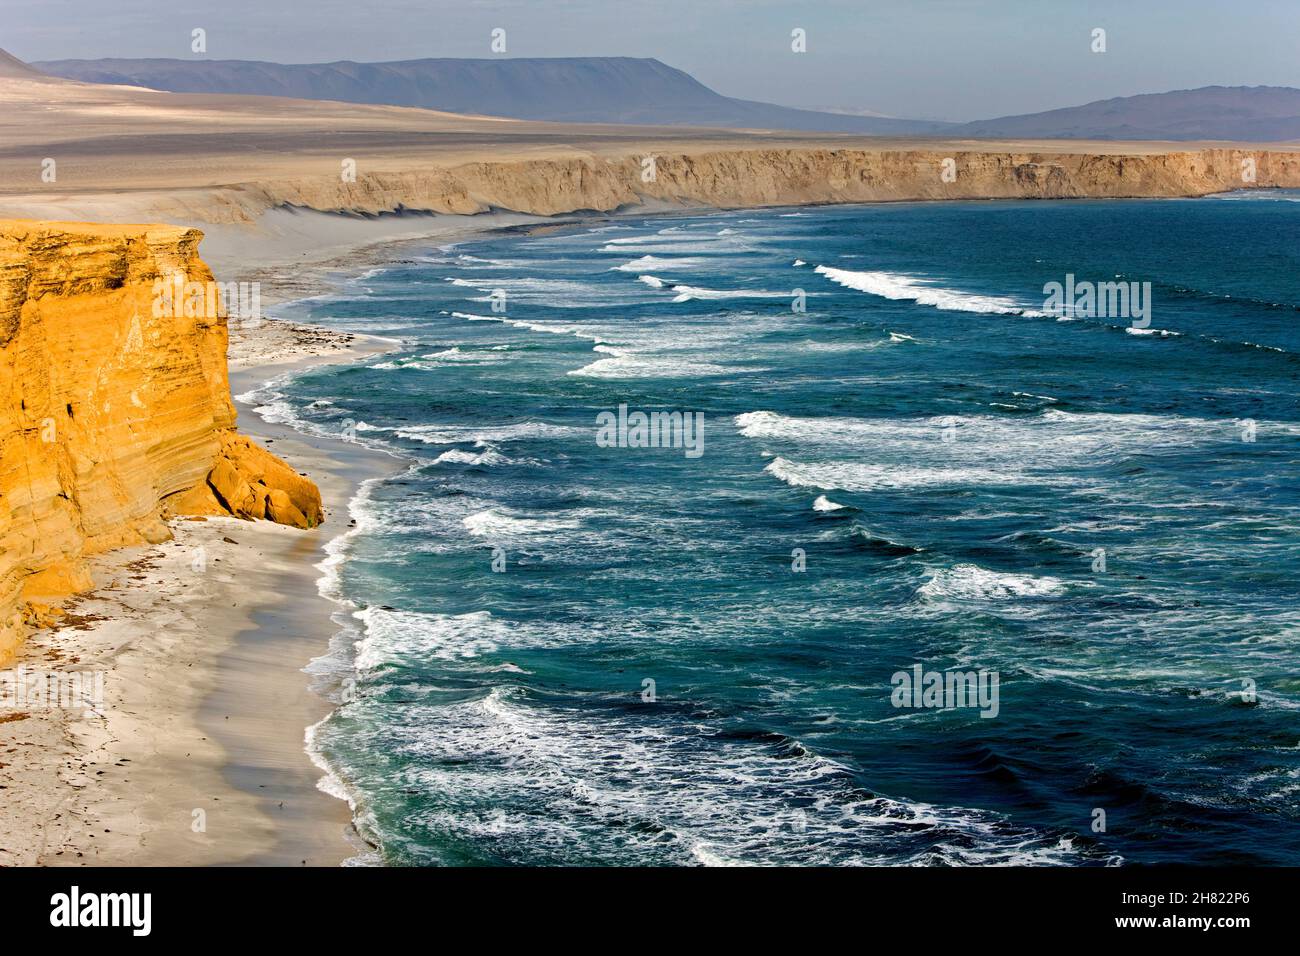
[31,53,1300,141]
[29,55,950,134]
[952,84,1300,141]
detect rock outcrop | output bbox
[167,432,323,529]
[0,220,322,662]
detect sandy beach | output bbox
[0,309,401,866]
[0,197,664,867]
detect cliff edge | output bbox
[0,220,323,662]
[118,147,1300,227]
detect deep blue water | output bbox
[250,194,1300,865]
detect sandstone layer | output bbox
[0,220,323,662]
[10,146,1300,229]
[231,147,1300,222]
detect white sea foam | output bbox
[812,495,846,511]
[814,265,1045,316]
[314,471,397,608]
[613,255,707,272]
[599,241,743,255]
[918,564,1067,601]
[354,608,502,669]
[453,254,532,268]
[350,607,613,672]
[448,275,651,307]
[736,410,877,443]
[763,455,1029,492]
[740,405,1244,495]
[638,275,666,288]
[568,343,737,379]
[602,233,689,245]
[389,421,580,445]
[1125,327,1182,337]
[671,284,792,302]
[432,447,508,466]
[236,373,405,460]
[375,348,510,371]
[450,310,608,343]
[303,465,425,863]
[462,508,581,537]
[599,230,745,254]
[419,346,512,363]
[738,409,1237,467]
[354,685,1097,865]
[596,226,752,256]
[1207,189,1300,202]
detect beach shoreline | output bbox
[0,297,402,865]
[0,203,641,868]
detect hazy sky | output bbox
[6,0,1298,120]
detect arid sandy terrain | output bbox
[4,68,1299,226]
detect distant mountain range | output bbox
[28,54,1300,141]
[955,86,1300,142]
[30,56,943,135]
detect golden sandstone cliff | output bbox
[0,220,323,662]
[168,147,1300,224]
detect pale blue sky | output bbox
[6,0,1298,120]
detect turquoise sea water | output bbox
[248,194,1300,865]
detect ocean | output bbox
[244,194,1300,866]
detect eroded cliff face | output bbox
[207,146,1300,222]
[0,220,322,662]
